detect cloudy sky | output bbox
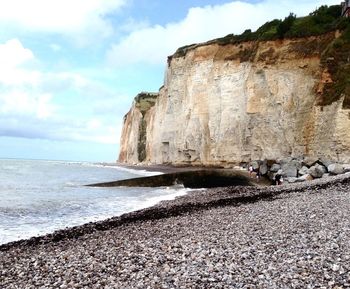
[0,0,339,162]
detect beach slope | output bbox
[1,174,350,288]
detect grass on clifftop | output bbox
[134,92,158,116]
[173,5,343,56]
[172,4,350,109]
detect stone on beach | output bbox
[328,163,345,175]
[309,163,327,178]
[259,161,268,176]
[298,165,309,176]
[297,174,313,182]
[269,163,281,172]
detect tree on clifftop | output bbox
[277,13,296,38]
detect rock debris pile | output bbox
[246,157,350,184]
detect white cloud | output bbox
[0,86,120,144]
[0,111,120,145]
[0,39,34,67]
[62,122,120,144]
[0,90,55,119]
[0,39,56,120]
[0,38,121,145]
[106,0,340,66]
[0,39,41,86]
[36,94,54,119]
[0,0,127,37]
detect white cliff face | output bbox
[119,35,350,165]
[118,93,158,164]
[118,104,142,164]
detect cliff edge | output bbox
[119,6,350,166]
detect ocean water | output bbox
[0,159,193,245]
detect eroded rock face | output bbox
[118,93,158,164]
[119,34,350,165]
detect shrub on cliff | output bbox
[286,5,342,38]
[277,13,296,38]
[255,19,281,40]
[321,22,350,109]
[174,5,344,56]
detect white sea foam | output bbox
[0,186,193,245]
[104,164,164,177]
[0,159,192,245]
[130,185,194,211]
[77,162,164,177]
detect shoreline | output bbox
[1,173,350,287]
[1,172,349,252]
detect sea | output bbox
[0,159,193,245]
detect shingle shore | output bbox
[1,174,350,288]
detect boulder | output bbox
[298,166,309,176]
[309,164,327,178]
[303,157,319,167]
[343,164,350,173]
[319,157,332,168]
[287,177,298,183]
[251,161,260,170]
[327,163,344,175]
[297,174,314,182]
[281,160,299,177]
[282,166,298,178]
[270,163,281,172]
[293,159,303,170]
[259,162,268,175]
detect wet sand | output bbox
[1,173,350,288]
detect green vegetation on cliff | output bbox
[320,25,350,109]
[134,92,158,116]
[171,4,350,109]
[134,92,158,162]
[173,5,344,56]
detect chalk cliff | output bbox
[118,32,350,166]
[119,92,158,164]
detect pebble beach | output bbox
[1,173,350,289]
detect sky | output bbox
[0,0,340,162]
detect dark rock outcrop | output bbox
[87,169,255,189]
